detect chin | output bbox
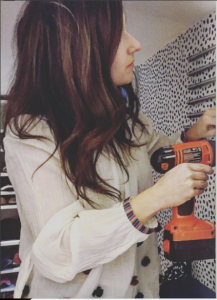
[126,73,134,84]
[123,78,133,85]
[114,72,134,86]
[119,76,133,86]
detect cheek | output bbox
[111,55,126,85]
[111,59,121,82]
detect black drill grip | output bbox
[178,197,195,216]
[208,140,216,167]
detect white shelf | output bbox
[1,191,15,196]
[1,240,20,247]
[1,205,17,210]
[1,267,20,275]
[0,284,15,293]
[1,173,8,177]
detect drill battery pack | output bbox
[163,198,215,262]
[164,230,215,262]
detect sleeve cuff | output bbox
[123,197,159,234]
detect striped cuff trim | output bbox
[123,197,157,235]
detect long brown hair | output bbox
[4,1,148,206]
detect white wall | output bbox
[1,1,25,94]
[123,1,216,65]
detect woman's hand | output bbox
[151,163,213,210]
[130,163,213,224]
[186,107,216,141]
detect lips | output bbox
[127,61,134,68]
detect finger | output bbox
[203,112,216,125]
[193,180,208,189]
[206,127,216,138]
[191,172,208,181]
[206,118,216,126]
[188,163,214,174]
[193,187,206,197]
[204,106,216,117]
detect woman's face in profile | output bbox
[111,16,141,86]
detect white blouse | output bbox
[3,112,180,298]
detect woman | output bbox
[3,1,215,298]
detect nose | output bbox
[128,34,141,54]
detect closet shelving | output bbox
[1,205,18,211]
[1,240,20,247]
[1,285,16,294]
[1,191,16,196]
[1,99,20,298]
[1,268,20,275]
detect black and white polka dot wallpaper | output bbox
[136,12,216,292]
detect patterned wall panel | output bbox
[137,12,216,292]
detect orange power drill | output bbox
[151,139,215,262]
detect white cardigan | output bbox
[4,112,180,298]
